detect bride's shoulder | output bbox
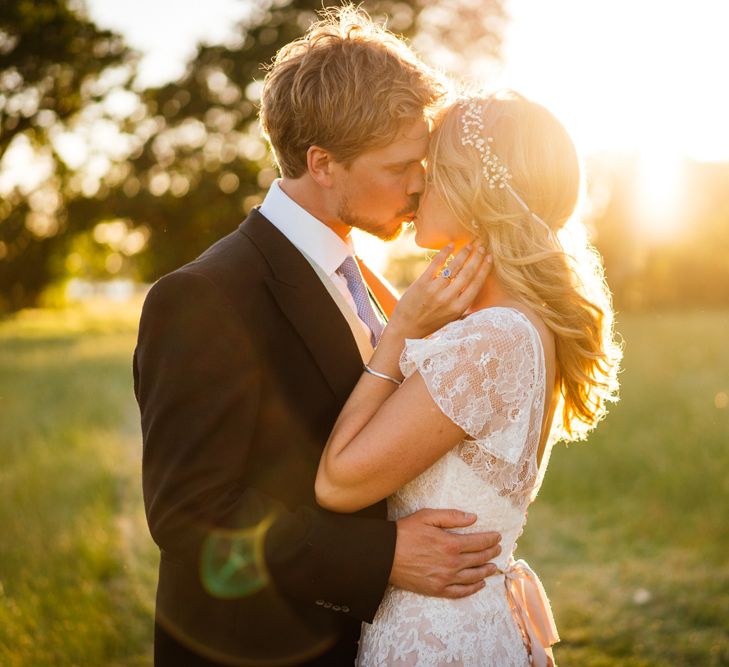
[460,306,538,338]
[404,307,541,363]
[458,306,550,361]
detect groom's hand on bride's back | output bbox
[389,508,501,598]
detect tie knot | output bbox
[338,255,361,281]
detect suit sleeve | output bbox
[134,270,396,622]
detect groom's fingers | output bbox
[452,530,501,554]
[421,509,501,547]
[391,509,503,598]
[459,547,502,570]
[453,563,499,585]
[421,508,479,529]
[443,582,487,599]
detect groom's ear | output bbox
[306,145,336,188]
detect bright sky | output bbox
[53,1,729,257]
[86,0,252,89]
[86,0,729,163]
[492,0,729,163]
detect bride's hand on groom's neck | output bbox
[366,242,491,383]
[387,242,492,341]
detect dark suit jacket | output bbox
[133,210,397,665]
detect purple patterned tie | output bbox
[337,256,385,346]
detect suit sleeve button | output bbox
[323,602,332,608]
[342,606,350,613]
[315,600,324,606]
[332,605,341,611]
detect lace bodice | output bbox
[397,306,548,514]
[357,307,557,667]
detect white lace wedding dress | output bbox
[356,307,559,667]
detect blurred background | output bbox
[0,0,727,665]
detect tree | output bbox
[82,0,507,284]
[1,0,507,311]
[0,0,134,311]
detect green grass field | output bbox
[0,304,727,666]
[520,310,729,666]
[0,302,156,666]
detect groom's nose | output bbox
[406,162,426,196]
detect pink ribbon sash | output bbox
[501,559,560,667]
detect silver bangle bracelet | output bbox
[363,363,402,386]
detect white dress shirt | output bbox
[259,180,379,341]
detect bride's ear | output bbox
[306,145,336,188]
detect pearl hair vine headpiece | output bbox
[459,97,559,245]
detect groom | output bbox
[134,7,501,666]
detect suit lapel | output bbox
[239,210,363,404]
[299,252,375,363]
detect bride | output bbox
[315,91,622,666]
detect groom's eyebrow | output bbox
[386,158,424,169]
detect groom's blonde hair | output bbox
[259,5,445,178]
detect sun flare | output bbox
[634,150,684,240]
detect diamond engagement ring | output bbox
[441,268,453,279]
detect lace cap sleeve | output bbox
[400,308,544,465]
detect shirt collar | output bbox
[259,179,353,276]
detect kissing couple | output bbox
[134,5,621,666]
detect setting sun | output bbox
[635,149,684,240]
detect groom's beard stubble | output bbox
[337,194,419,242]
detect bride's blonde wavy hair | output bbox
[428,90,622,442]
